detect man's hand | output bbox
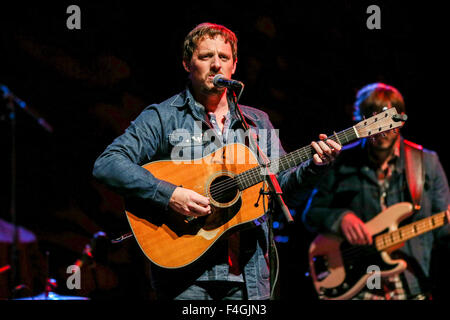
[341,212,373,245]
[169,187,211,217]
[311,134,342,166]
[446,204,450,223]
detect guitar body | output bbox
[125,143,268,269]
[309,202,414,300]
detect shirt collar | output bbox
[170,86,258,127]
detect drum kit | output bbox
[13,278,89,300]
[1,85,129,301]
[0,231,114,300]
[1,263,90,300]
[2,85,85,300]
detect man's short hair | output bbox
[183,22,238,63]
[353,82,405,121]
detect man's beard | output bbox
[370,134,399,152]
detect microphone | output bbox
[1,84,53,133]
[213,74,243,89]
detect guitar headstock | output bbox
[354,107,407,138]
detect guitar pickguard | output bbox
[317,241,398,299]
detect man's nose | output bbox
[211,55,221,70]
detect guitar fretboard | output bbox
[375,212,447,251]
[235,126,359,190]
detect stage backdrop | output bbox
[0,1,448,300]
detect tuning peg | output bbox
[393,114,408,122]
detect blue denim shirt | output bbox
[93,87,328,299]
[302,138,450,296]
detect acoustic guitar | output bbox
[126,107,406,268]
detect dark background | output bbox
[0,0,448,301]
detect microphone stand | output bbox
[1,85,53,294]
[230,87,293,224]
[3,94,19,290]
[230,85,293,300]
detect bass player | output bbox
[303,82,450,300]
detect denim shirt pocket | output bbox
[168,131,216,162]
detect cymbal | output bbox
[14,292,89,300]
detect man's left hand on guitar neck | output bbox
[311,134,342,166]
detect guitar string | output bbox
[341,223,442,261]
[207,119,401,201]
[208,156,325,202]
[374,215,446,249]
[334,216,446,262]
[205,123,394,202]
[203,122,395,201]
[206,132,348,200]
[208,149,317,200]
[328,215,445,259]
[207,167,260,198]
[207,151,312,201]
[377,214,446,245]
[213,126,356,195]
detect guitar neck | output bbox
[375,211,448,251]
[236,126,359,190]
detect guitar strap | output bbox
[403,139,425,212]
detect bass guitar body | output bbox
[309,202,414,300]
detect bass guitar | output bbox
[308,202,449,300]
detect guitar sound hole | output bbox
[209,175,239,205]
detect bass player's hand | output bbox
[340,212,373,245]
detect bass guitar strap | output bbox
[403,139,424,212]
[402,139,431,296]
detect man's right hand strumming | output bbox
[169,187,212,217]
[341,212,373,245]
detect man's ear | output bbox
[182,60,190,73]
[231,58,237,75]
